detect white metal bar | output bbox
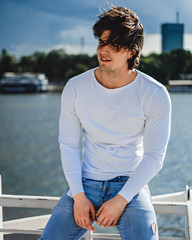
[3,214,50,233]
[89,232,186,240]
[0,195,188,215]
[153,201,187,215]
[0,228,43,235]
[91,232,121,239]
[152,191,187,202]
[0,194,59,209]
[87,233,185,240]
[187,201,192,240]
[84,230,93,240]
[0,176,3,240]
[0,228,187,240]
[159,238,186,240]
[186,215,189,240]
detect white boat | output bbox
[0,175,191,240]
[0,72,49,93]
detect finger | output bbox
[96,205,104,217]
[97,215,105,225]
[111,220,118,227]
[100,218,109,227]
[104,219,114,228]
[85,218,95,231]
[100,218,113,228]
[75,218,80,227]
[90,206,96,221]
[79,219,87,229]
[75,220,82,228]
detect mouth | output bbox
[100,56,111,62]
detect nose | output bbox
[99,44,110,55]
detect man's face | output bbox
[97,30,132,73]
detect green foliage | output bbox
[0,48,192,84]
[139,49,192,84]
[0,49,16,77]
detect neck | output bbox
[95,67,137,89]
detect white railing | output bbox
[0,175,191,240]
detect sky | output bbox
[0,0,192,57]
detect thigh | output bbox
[40,188,88,240]
[117,186,158,240]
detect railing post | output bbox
[185,185,192,240]
[84,230,93,240]
[0,175,4,240]
[187,187,192,240]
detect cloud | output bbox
[9,43,52,57]
[1,0,192,58]
[142,34,161,55]
[8,30,192,58]
[4,0,192,33]
[9,42,97,57]
[184,34,192,51]
[60,25,96,44]
[54,44,97,56]
[3,0,99,21]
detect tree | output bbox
[168,49,192,79]
[0,49,16,78]
[19,55,35,72]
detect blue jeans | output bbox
[41,176,158,240]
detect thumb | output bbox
[96,204,104,217]
[90,205,96,221]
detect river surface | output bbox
[0,92,192,239]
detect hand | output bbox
[73,192,96,231]
[96,194,128,228]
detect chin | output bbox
[99,64,111,71]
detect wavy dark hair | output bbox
[93,6,144,69]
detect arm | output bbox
[96,86,171,227]
[118,86,171,202]
[59,81,96,230]
[59,81,83,197]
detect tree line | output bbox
[0,48,192,85]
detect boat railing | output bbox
[0,175,191,240]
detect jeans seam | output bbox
[101,181,105,205]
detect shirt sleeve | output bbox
[118,86,171,203]
[58,80,84,197]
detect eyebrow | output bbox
[99,39,105,43]
[98,38,109,45]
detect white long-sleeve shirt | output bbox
[59,68,171,203]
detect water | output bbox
[0,92,192,239]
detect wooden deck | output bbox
[0,175,191,240]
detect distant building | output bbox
[161,23,184,52]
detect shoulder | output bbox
[137,70,170,99]
[136,70,171,113]
[138,70,164,90]
[65,68,95,90]
[61,68,95,99]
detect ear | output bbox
[130,49,136,58]
[126,49,136,60]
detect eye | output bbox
[98,39,105,46]
[110,43,119,51]
[111,42,117,48]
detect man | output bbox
[41,6,171,240]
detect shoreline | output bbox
[47,84,64,92]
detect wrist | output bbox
[73,192,85,202]
[116,194,129,206]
